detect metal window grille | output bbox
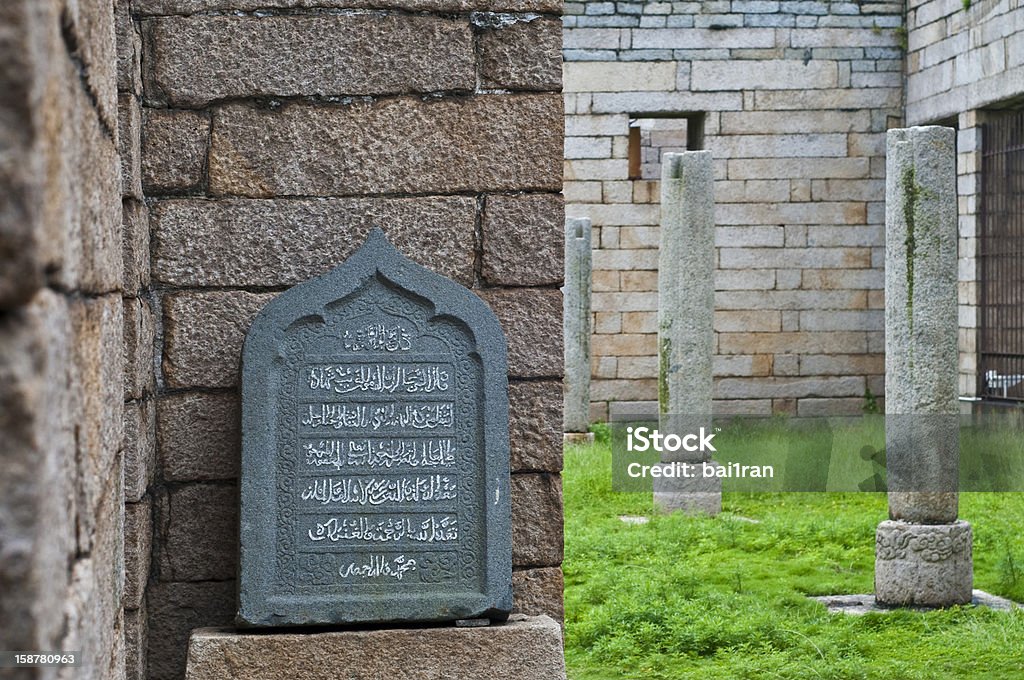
[979,109,1024,401]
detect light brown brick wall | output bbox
[131,3,566,679]
[564,0,902,420]
[1,1,126,678]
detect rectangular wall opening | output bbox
[979,108,1024,401]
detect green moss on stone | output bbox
[658,335,671,415]
[901,165,921,321]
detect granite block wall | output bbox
[126,2,566,679]
[1,1,126,679]
[564,0,904,419]
[905,0,1024,400]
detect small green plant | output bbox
[862,387,881,414]
[963,0,972,10]
[999,542,1020,590]
[732,570,744,594]
[894,25,909,50]
[589,421,611,445]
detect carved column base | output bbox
[652,462,722,516]
[875,520,973,607]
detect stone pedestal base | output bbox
[185,615,565,680]
[875,520,973,607]
[563,432,595,445]
[652,462,722,516]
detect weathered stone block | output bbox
[62,0,118,132]
[480,289,563,378]
[692,59,838,91]
[71,294,125,551]
[142,108,209,194]
[147,581,236,680]
[631,27,775,50]
[591,378,658,402]
[151,197,477,288]
[124,398,156,503]
[105,608,127,680]
[158,483,238,582]
[134,0,562,13]
[162,291,275,389]
[479,18,563,91]
[61,470,125,680]
[0,0,56,309]
[124,499,152,610]
[116,0,142,95]
[123,295,155,399]
[72,79,124,295]
[875,520,972,606]
[125,604,148,680]
[511,473,563,567]
[157,391,240,482]
[483,193,564,286]
[564,61,676,92]
[715,376,865,399]
[512,568,565,621]
[122,198,150,295]
[209,95,562,197]
[145,14,475,107]
[0,289,77,653]
[183,616,566,680]
[119,94,143,199]
[509,380,563,472]
[591,332,656,355]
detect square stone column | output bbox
[653,151,721,515]
[563,216,592,439]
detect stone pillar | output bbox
[875,126,972,607]
[563,217,593,442]
[652,151,721,515]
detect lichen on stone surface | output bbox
[901,165,921,321]
[658,335,671,414]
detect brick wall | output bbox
[126,2,566,679]
[0,1,125,679]
[905,0,1024,400]
[564,0,905,420]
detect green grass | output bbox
[563,441,1024,679]
[606,415,1024,493]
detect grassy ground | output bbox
[563,441,1024,680]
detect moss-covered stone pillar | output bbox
[563,216,592,439]
[653,151,720,515]
[876,126,972,606]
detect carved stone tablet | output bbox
[238,229,512,627]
